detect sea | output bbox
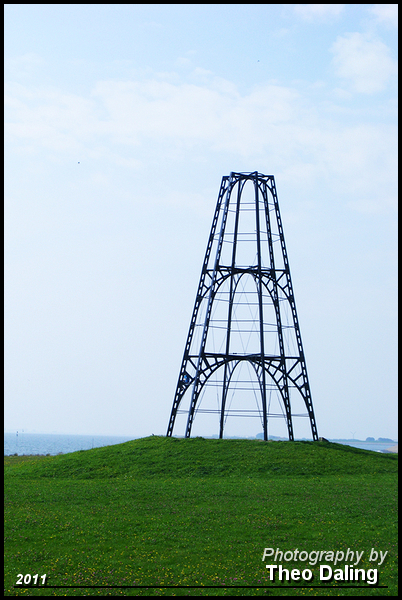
[327,440,397,453]
[4,432,138,456]
[3,432,398,456]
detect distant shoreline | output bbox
[4,432,398,443]
[383,444,398,453]
[4,432,398,457]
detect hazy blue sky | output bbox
[5,4,397,439]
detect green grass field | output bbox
[4,437,398,596]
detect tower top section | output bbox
[226,171,274,180]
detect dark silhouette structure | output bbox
[167,172,318,441]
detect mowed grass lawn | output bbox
[4,437,398,596]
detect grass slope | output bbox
[4,437,398,596]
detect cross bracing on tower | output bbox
[167,172,318,441]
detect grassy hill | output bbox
[4,435,397,479]
[4,437,398,596]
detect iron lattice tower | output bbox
[167,172,318,441]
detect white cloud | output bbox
[330,32,397,93]
[4,75,397,213]
[5,82,99,153]
[4,52,44,82]
[5,78,306,166]
[293,4,345,21]
[369,4,398,29]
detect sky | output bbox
[4,4,398,440]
